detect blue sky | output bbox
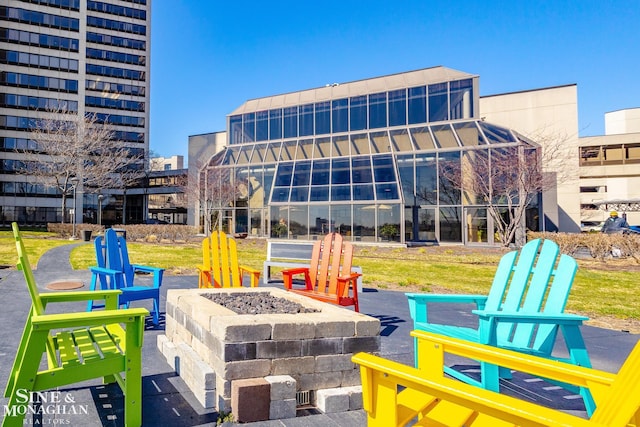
[150,0,640,159]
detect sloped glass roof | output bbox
[215,120,535,167]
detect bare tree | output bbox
[439,135,568,247]
[18,107,145,223]
[181,154,242,235]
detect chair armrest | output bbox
[411,329,614,393]
[39,289,122,303]
[338,272,361,281]
[281,267,311,290]
[353,349,600,427]
[131,264,164,274]
[407,293,488,305]
[131,264,164,288]
[239,265,261,287]
[31,307,149,330]
[473,311,588,325]
[407,293,489,323]
[281,267,309,275]
[89,266,121,276]
[336,273,360,298]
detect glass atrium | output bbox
[199,67,540,244]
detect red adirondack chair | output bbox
[281,233,361,311]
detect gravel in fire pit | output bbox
[202,292,320,315]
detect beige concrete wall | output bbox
[187,132,227,226]
[480,85,581,232]
[605,108,640,135]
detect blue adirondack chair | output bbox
[88,228,163,325]
[406,238,595,414]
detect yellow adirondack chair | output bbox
[353,330,640,427]
[3,223,148,427]
[197,230,260,288]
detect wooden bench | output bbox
[352,330,640,427]
[263,239,362,291]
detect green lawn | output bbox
[2,231,639,326]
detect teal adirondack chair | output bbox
[406,238,595,414]
[4,223,148,427]
[88,228,163,325]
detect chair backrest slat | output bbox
[12,223,57,365]
[204,231,243,287]
[12,223,45,316]
[482,238,580,351]
[307,233,355,296]
[508,239,561,347]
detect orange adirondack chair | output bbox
[282,233,361,311]
[197,231,260,288]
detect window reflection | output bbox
[332,205,351,235]
[311,159,330,185]
[299,104,314,137]
[449,79,473,119]
[350,96,367,131]
[408,86,426,125]
[439,206,462,243]
[332,98,348,133]
[315,101,331,135]
[269,109,282,140]
[388,89,406,126]
[352,157,373,184]
[310,205,330,236]
[368,92,387,129]
[428,83,448,122]
[331,158,350,184]
[439,151,461,205]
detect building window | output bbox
[368,92,387,129]
[408,86,426,125]
[449,79,473,119]
[283,107,297,139]
[350,96,367,131]
[242,113,255,143]
[315,101,330,135]
[255,110,268,142]
[269,109,282,140]
[298,104,314,137]
[388,89,406,127]
[428,83,448,122]
[332,98,348,133]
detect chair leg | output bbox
[3,331,46,427]
[152,297,160,325]
[87,273,98,312]
[124,321,144,427]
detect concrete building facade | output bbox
[579,108,640,227]
[1,0,151,227]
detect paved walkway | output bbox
[1,242,638,426]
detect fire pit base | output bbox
[158,287,380,416]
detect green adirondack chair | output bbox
[3,223,148,427]
[406,238,595,413]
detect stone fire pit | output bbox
[157,287,380,420]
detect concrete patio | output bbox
[0,242,638,426]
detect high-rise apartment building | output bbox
[1,0,151,226]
